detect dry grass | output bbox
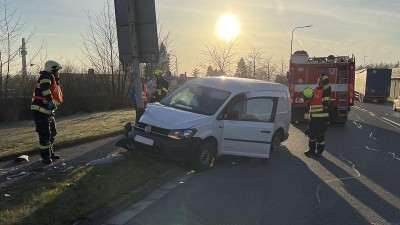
[0,109,135,159]
[0,151,176,225]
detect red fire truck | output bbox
[288,51,356,123]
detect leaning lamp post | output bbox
[290,25,313,63]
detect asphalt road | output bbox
[122,101,400,225]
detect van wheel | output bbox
[193,141,216,172]
[270,131,283,152]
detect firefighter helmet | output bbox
[153,69,162,76]
[44,60,62,73]
[303,87,313,99]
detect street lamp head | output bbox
[290,25,313,63]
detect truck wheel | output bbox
[270,131,283,152]
[193,141,216,172]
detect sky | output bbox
[5,0,400,75]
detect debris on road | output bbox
[15,155,29,163]
[6,171,27,179]
[89,154,125,165]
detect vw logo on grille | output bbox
[144,125,152,133]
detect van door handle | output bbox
[260,130,271,133]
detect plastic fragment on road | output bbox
[4,194,10,197]
[89,154,125,165]
[15,155,29,163]
[6,171,27,179]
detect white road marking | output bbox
[387,152,400,161]
[354,106,400,131]
[365,145,381,152]
[316,153,360,207]
[353,120,363,129]
[369,132,377,140]
[382,117,400,127]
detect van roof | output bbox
[186,76,288,93]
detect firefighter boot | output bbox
[316,141,325,157]
[50,145,61,160]
[304,150,316,157]
[305,139,316,157]
[40,149,52,165]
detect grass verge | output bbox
[0,109,135,159]
[0,150,177,225]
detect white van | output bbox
[128,77,291,171]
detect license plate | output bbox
[134,135,154,146]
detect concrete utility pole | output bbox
[21,38,27,77]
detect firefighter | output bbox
[320,72,331,107]
[31,60,63,164]
[303,77,329,157]
[154,69,169,102]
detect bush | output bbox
[0,73,131,122]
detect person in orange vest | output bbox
[31,60,63,164]
[130,77,148,123]
[303,77,329,157]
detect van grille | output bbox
[134,122,170,136]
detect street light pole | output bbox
[290,25,313,63]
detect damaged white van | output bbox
[128,77,290,171]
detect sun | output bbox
[216,13,240,41]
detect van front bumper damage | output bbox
[129,124,203,162]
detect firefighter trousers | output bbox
[307,117,328,153]
[34,113,57,159]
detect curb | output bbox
[73,167,187,225]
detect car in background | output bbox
[393,96,400,111]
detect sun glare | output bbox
[216,13,240,41]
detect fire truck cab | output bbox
[288,51,355,124]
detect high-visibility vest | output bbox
[309,88,329,118]
[142,85,148,103]
[31,74,63,114]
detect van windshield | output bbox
[160,84,231,116]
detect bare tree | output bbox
[263,56,277,81]
[0,0,35,99]
[246,46,264,79]
[200,39,237,75]
[80,1,121,102]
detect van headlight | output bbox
[168,129,197,140]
